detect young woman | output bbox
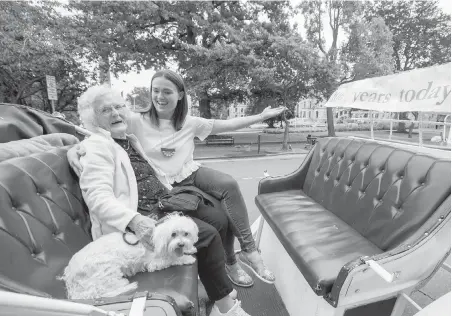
[75,85,250,316]
[69,70,286,287]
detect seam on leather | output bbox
[0,227,34,254]
[15,212,39,256]
[335,141,366,184]
[32,153,85,204]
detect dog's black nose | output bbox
[178,242,185,248]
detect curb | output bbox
[195,150,309,161]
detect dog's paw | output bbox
[182,255,196,265]
[184,246,197,255]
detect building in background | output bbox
[228,103,248,119]
[295,98,327,121]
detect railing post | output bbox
[370,111,374,139]
[419,114,423,147]
[389,113,394,140]
[444,115,450,143]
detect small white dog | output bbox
[60,213,199,300]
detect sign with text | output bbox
[46,75,58,101]
[325,63,451,113]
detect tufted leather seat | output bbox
[256,137,451,296]
[0,136,199,315]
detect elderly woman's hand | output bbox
[260,106,287,120]
[67,144,86,177]
[128,214,156,251]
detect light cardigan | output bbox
[79,128,172,240]
[127,112,214,184]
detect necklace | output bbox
[159,129,176,158]
[114,138,130,151]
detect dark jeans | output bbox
[175,166,257,265]
[190,205,234,301]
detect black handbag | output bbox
[154,186,214,212]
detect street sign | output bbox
[46,75,58,101]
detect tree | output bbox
[301,0,364,136]
[365,0,451,133]
[126,87,151,110]
[339,17,394,83]
[301,1,397,136]
[0,1,89,114]
[247,33,322,150]
[177,1,294,118]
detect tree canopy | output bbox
[0,0,450,130]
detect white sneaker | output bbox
[210,300,251,316]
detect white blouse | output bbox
[127,112,214,184]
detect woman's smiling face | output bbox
[151,76,184,120]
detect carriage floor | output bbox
[198,255,290,316]
[234,260,290,316]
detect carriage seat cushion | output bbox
[256,190,383,295]
[0,139,199,314]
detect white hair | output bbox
[77,85,123,131]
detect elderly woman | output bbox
[75,85,252,316]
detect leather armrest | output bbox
[258,147,314,194]
[325,212,451,307]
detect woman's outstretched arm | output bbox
[211,106,286,134]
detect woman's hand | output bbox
[260,106,287,120]
[128,215,156,251]
[67,144,86,177]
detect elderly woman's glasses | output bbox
[97,104,127,116]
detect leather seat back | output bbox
[303,138,451,251]
[0,147,92,298]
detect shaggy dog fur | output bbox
[60,213,199,300]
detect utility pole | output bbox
[131,94,138,110]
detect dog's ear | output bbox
[189,219,199,243]
[153,225,170,255]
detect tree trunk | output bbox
[326,107,336,136]
[99,53,111,85]
[408,122,414,138]
[397,112,407,132]
[282,120,290,151]
[199,98,212,119]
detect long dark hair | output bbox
[147,69,188,131]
